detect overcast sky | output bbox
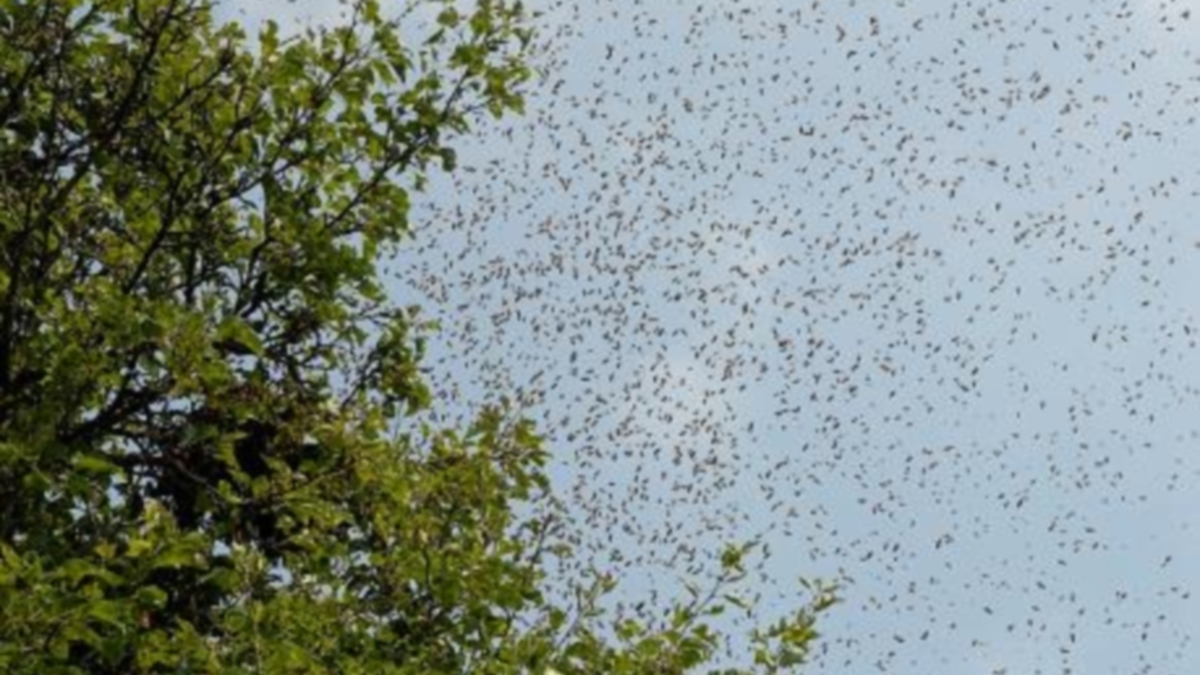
[223,1,1200,672]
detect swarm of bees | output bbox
[264,0,1200,672]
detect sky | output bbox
[223,1,1200,672]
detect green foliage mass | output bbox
[0,0,836,672]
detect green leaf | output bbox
[0,544,22,571]
[134,585,169,609]
[437,8,460,27]
[261,20,280,58]
[439,147,458,171]
[74,454,121,476]
[152,546,200,570]
[87,600,126,628]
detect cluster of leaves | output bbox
[0,0,835,672]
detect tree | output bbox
[0,0,835,672]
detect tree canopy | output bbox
[0,0,834,672]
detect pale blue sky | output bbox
[225,1,1200,672]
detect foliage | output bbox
[0,0,836,672]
